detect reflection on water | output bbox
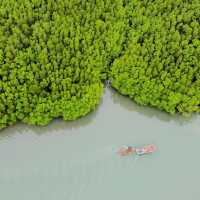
[25,105,99,135]
[0,98,101,138]
[0,87,199,139]
[0,88,200,200]
[110,87,197,125]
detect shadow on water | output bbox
[0,87,198,139]
[109,87,198,125]
[28,107,98,135]
[0,100,101,139]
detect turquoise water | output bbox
[1,88,200,200]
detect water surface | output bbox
[0,88,200,200]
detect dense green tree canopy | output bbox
[0,0,200,129]
[0,0,127,128]
[111,0,200,115]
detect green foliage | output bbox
[0,0,128,128]
[0,0,200,129]
[111,0,200,115]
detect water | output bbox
[0,88,200,200]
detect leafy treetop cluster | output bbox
[111,0,200,115]
[0,0,127,128]
[0,0,200,129]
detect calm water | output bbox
[1,88,200,200]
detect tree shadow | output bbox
[0,87,198,139]
[0,100,102,138]
[109,87,198,125]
